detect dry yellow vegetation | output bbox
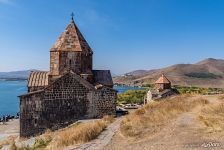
[199,104,224,133]
[47,115,114,149]
[2,116,113,150]
[120,95,209,137]
[0,136,17,149]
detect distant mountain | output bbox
[125,70,149,76]
[111,72,118,77]
[113,58,224,88]
[0,70,37,80]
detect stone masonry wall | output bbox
[50,51,59,76]
[93,87,117,118]
[59,52,82,75]
[20,73,117,137]
[20,74,92,137]
[20,92,44,137]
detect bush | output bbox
[185,72,222,79]
[174,85,224,95]
[117,90,147,104]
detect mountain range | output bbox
[0,70,36,80]
[1,58,224,88]
[113,58,224,88]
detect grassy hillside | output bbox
[120,95,209,137]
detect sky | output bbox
[1,0,224,75]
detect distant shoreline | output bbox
[0,78,27,81]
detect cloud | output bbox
[0,0,13,5]
[85,9,109,24]
[80,9,119,30]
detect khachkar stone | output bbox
[19,14,117,137]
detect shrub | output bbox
[185,72,222,79]
[174,85,224,95]
[117,89,147,104]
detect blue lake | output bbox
[0,80,142,117]
[114,85,144,93]
[0,80,27,117]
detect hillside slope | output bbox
[113,58,224,88]
[103,95,224,150]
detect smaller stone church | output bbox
[19,16,117,137]
[144,74,178,104]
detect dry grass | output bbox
[0,136,17,149]
[46,115,114,149]
[120,95,209,137]
[199,104,224,133]
[218,94,224,100]
[2,116,113,150]
[4,133,52,150]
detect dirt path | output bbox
[0,119,19,141]
[65,118,122,150]
[102,95,224,150]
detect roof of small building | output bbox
[93,70,113,87]
[155,74,171,84]
[50,19,92,53]
[28,71,49,87]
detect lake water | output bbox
[0,80,142,117]
[0,80,27,117]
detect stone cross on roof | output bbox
[50,13,93,53]
[71,12,74,21]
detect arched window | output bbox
[69,60,72,69]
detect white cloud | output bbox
[0,0,13,5]
[82,9,118,30]
[85,9,108,23]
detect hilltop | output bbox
[113,58,224,88]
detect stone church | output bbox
[144,74,178,104]
[19,16,117,137]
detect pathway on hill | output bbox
[102,95,224,150]
[64,118,122,150]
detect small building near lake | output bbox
[155,74,172,91]
[19,15,117,137]
[144,74,178,104]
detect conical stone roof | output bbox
[51,19,92,54]
[155,74,171,84]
